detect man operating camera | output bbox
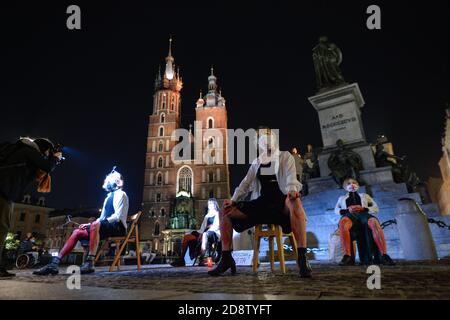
[0,137,63,278]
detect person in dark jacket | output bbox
[18,233,37,255]
[0,137,62,278]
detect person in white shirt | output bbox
[208,127,311,278]
[34,168,129,275]
[171,198,220,267]
[335,178,394,266]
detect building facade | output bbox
[141,39,231,254]
[10,194,54,240]
[434,108,450,215]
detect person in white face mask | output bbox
[208,127,311,278]
[171,198,221,267]
[34,168,129,275]
[335,178,395,266]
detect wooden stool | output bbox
[253,224,298,273]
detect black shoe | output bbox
[382,254,395,266]
[339,255,355,266]
[33,257,60,276]
[0,266,15,278]
[298,248,312,278]
[208,251,236,276]
[80,257,95,274]
[170,258,186,267]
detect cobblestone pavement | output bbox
[4,260,450,299]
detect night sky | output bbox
[1,1,449,212]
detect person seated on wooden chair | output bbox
[335,178,395,266]
[171,198,220,267]
[208,127,312,278]
[34,167,129,275]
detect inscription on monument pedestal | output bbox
[309,83,366,148]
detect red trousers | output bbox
[339,216,387,256]
[59,221,100,258]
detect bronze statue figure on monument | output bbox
[327,139,364,187]
[374,142,422,193]
[374,143,405,181]
[312,36,347,92]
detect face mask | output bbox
[103,182,118,192]
[346,183,359,193]
[103,175,117,192]
[258,134,277,154]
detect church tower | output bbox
[141,38,183,249]
[141,40,231,255]
[193,67,231,212]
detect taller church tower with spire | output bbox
[141,39,230,254]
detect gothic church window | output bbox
[207,117,214,129]
[178,166,193,194]
[171,96,175,110]
[154,222,160,236]
[162,93,166,109]
[157,173,163,185]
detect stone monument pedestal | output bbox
[308,83,376,177]
[308,83,366,148]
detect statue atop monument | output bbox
[328,139,364,186]
[312,36,347,92]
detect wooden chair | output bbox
[94,211,142,272]
[253,224,298,274]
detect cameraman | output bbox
[0,137,62,278]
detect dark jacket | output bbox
[18,239,34,254]
[0,139,58,202]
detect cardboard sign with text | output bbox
[232,250,254,266]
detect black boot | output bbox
[80,255,95,274]
[381,254,395,266]
[208,250,236,276]
[170,258,186,267]
[33,256,60,276]
[339,255,355,266]
[298,248,312,278]
[0,266,15,278]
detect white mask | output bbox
[102,172,123,192]
[258,134,278,154]
[345,182,359,193]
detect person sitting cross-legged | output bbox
[34,168,129,275]
[335,178,395,266]
[208,127,312,278]
[171,198,221,267]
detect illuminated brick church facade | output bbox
[141,39,230,254]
